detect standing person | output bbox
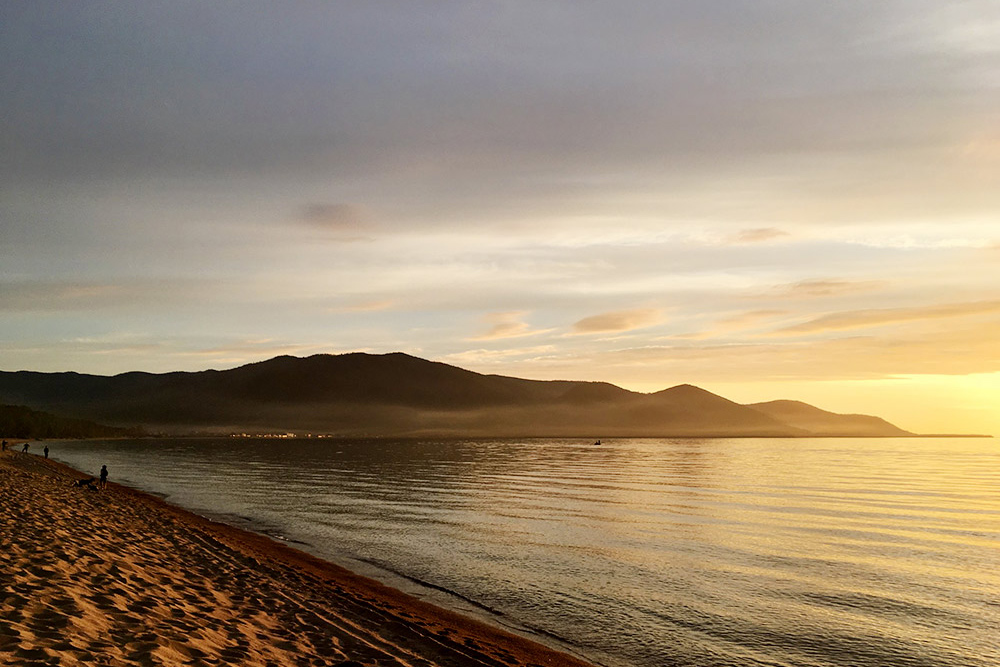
[2,439,7,452]
[99,465,109,490]
[22,442,29,454]
[43,445,49,459]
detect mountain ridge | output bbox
[748,400,912,437]
[0,352,912,438]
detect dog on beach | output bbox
[71,477,98,490]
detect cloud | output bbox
[8,2,998,213]
[730,228,790,244]
[572,309,662,334]
[441,345,559,369]
[717,309,790,328]
[677,310,791,341]
[0,283,125,311]
[328,299,395,314]
[0,334,175,373]
[0,280,209,312]
[0,335,346,374]
[776,279,886,298]
[508,318,1000,386]
[185,340,339,365]
[299,203,371,230]
[470,312,554,341]
[774,300,1000,336]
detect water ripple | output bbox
[52,436,1000,667]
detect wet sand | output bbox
[0,449,595,667]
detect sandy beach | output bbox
[0,448,594,667]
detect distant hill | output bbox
[0,352,911,437]
[0,404,138,439]
[747,400,910,437]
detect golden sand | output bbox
[0,448,594,667]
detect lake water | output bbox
[50,437,999,667]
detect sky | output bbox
[2,2,998,435]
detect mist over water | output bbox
[52,437,999,667]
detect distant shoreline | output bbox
[59,432,995,441]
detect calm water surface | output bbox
[51,437,999,667]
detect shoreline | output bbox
[0,449,597,667]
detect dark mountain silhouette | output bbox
[0,352,911,437]
[0,404,139,439]
[748,400,911,437]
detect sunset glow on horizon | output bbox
[2,2,998,435]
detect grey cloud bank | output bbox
[4,2,995,189]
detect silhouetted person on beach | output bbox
[22,442,29,454]
[1,439,6,452]
[99,465,108,490]
[44,445,49,459]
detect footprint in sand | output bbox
[0,620,21,651]
[26,607,71,641]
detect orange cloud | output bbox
[717,309,789,328]
[730,227,790,244]
[471,312,553,341]
[678,310,790,341]
[298,203,371,231]
[330,299,395,313]
[442,345,557,368]
[774,300,1000,336]
[532,321,1000,385]
[572,309,662,334]
[777,278,885,298]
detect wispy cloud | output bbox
[730,227,790,244]
[0,282,125,311]
[718,309,790,328]
[186,340,337,364]
[718,309,788,328]
[62,336,167,356]
[441,345,559,369]
[774,300,1000,336]
[297,203,373,240]
[470,312,554,341]
[300,203,368,227]
[527,322,1000,385]
[328,299,395,313]
[0,337,345,374]
[776,278,886,298]
[572,309,662,334]
[676,310,791,341]
[0,280,210,312]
